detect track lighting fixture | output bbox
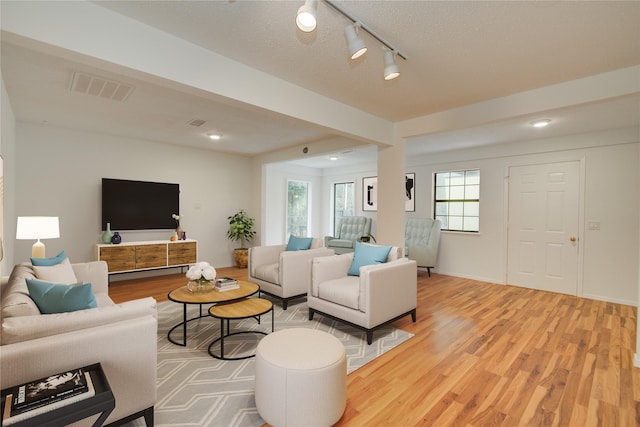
[296,0,318,33]
[296,0,407,80]
[344,24,367,59]
[383,51,400,80]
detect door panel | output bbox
[507,162,579,295]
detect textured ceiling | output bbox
[93,0,640,121]
[1,1,639,167]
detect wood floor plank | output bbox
[108,269,640,426]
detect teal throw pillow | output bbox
[31,250,68,266]
[348,242,393,276]
[286,235,313,251]
[26,279,97,314]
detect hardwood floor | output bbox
[109,268,640,426]
[108,268,248,304]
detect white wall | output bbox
[13,123,254,276]
[10,116,639,305]
[636,145,640,367]
[405,128,639,305]
[262,160,379,244]
[261,163,324,246]
[265,126,639,306]
[0,74,17,275]
[409,159,506,283]
[320,165,378,239]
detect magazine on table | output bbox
[216,277,238,286]
[2,368,95,425]
[215,277,239,291]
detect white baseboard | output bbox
[431,270,503,285]
[581,293,637,307]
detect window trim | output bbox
[286,179,311,239]
[332,181,355,236]
[433,169,480,233]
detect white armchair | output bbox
[249,238,334,309]
[405,218,442,276]
[308,244,417,344]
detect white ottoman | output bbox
[255,328,347,427]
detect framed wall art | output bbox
[405,172,415,212]
[362,173,415,212]
[362,176,377,211]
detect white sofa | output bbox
[0,261,157,426]
[308,246,417,344]
[248,238,334,309]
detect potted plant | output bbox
[360,233,377,243]
[226,209,256,268]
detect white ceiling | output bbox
[1,0,639,168]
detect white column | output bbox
[376,137,406,249]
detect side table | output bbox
[208,297,274,360]
[1,363,114,427]
[167,281,259,346]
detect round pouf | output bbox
[255,328,347,427]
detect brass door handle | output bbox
[569,236,577,242]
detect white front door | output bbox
[507,161,580,295]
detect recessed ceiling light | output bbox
[530,119,551,128]
[208,133,222,140]
[329,156,338,161]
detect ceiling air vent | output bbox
[188,119,206,127]
[69,71,134,102]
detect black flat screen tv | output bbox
[102,178,180,231]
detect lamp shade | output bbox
[16,217,60,240]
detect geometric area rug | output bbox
[128,295,413,427]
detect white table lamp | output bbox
[16,216,60,258]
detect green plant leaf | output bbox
[226,209,256,248]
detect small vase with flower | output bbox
[172,213,183,240]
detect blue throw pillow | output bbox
[31,250,68,266]
[286,235,313,251]
[348,242,393,276]
[26,279,97,314]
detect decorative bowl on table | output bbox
[186,261,216,293]
[187,279,214,293]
